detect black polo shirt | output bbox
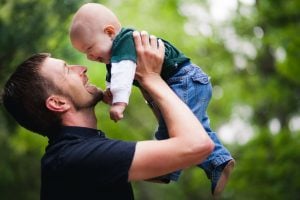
[41,126,136,200]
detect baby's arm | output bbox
[110,102,127,122]
[110,60,136,122]
[102,87,113,105]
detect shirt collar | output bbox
[48,126,105,142]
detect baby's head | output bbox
[70,3,121,64]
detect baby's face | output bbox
[73,29,113,64]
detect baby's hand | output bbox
[103,88,113,105]
[110,102,127,122]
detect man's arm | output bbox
[139,87,161,121]
[128,31,214,181]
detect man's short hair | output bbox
[1,53,62,136]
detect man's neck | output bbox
[61,108,98,129]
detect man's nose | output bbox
[70,65,87,75]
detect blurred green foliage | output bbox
[0,0,300,199]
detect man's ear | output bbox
[104,25,116,38]
[46,95,70,112]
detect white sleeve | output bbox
[110,60,136,104]
[105,81,110,89]
[105,81,111,89]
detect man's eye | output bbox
[64,66,70,74]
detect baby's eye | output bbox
[87,46,92,51]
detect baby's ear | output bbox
[46,95,70,113]
[104,25,116,37]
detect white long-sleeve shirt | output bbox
[107,60,136,105]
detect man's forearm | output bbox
[140,87,161,121]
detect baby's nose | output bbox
[87,54,96,61]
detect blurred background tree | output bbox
[0,0,83,199]
[0,0,299,199]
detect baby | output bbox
[69,3,235,197]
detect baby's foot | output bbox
[211,159,235,198]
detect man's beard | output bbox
[90,88,104,107]
[70,88,104,111]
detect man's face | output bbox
[40,57,103,109]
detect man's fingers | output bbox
[140,31,150,47]
[149,35,157,49]
[133,30,165,81]
[133,31,142,51]
[133,31,163,52]
[157,39,165,58]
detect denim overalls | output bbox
[153,62,233,181]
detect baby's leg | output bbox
[179,64,234,196]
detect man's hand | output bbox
[133,31,165,84]
[110,102,127,122]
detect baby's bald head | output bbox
[69,3,121,47]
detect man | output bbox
[2,31,214,199]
